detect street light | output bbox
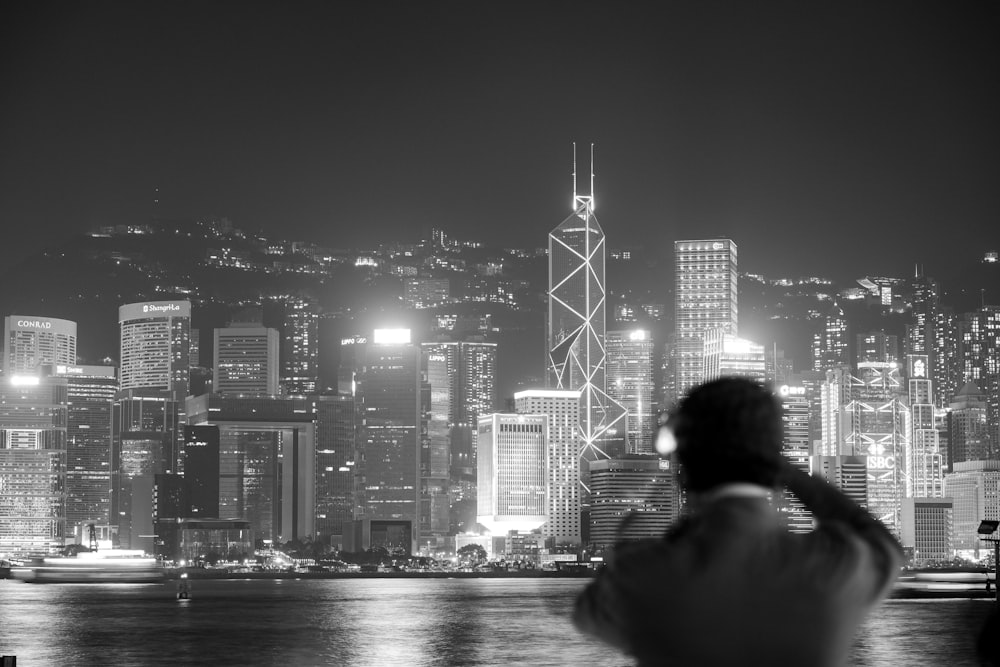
[978,519,999,606]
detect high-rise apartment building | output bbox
[605,329,655,454]
[3,315,77,376]
[673,239,738,400]
[213,324,279,396]
[476,413,548,535]
[515,390,581,545]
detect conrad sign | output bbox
[16,320,52,329]
[5,315,77,336]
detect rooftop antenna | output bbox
[572,142,595,218]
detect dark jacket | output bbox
[574,485,902,667]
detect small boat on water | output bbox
[10,549,165,584]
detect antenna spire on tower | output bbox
[572,142,595,217]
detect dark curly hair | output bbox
[671,377,784,493]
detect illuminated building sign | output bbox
[54,364,115,378]
[143,303,180,314]
[908,355,928,378]
[867,455,896,470]
[16,320,52,329]
[778,385,805,397]
[340,336,367,346]
[628,330,648,341]
[119,301,191,321]
[373,328,411,345]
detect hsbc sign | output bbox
[867,455,896,470]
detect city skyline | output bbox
[2,2,999,286]
[2,4,999,664]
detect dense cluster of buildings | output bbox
[3,181,999,568]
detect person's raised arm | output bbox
[779,459,904,592]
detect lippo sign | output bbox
[119,300,191,321]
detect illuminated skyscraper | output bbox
[421,339,497,536]
[673,239,738,399]
[958,306,1000,449]
[947,382,995,467]
[900,497,952,565]
[3,315,77,376]
[55,364,117,535]
[813,455,868,510]
[812,304,848,372]
[119,300,191,397]
[476,413,548,535]
[213,324,279,396]
[115,300,191,549]
[588,455,674,547]
[906,354,944,499]
[113,392,181,550]
[280,296,319,395]
[944,460,1000,557]
[605,329,655,454]
[515,390,581,545]
[856,331,899,366]
[0,376,68,554]
[340,329,424,551]
[819,366,852,457]
[185,394,317,544]
[777,383,813,533]
[547,144,626,464]
[715,334,766,383]
[315,394,357,547]
[844,362,910,538]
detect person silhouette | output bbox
[574,377,903,667]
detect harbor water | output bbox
[0,578,994,666]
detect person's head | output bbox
[667,377,784,493]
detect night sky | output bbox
[2,1,998,282]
